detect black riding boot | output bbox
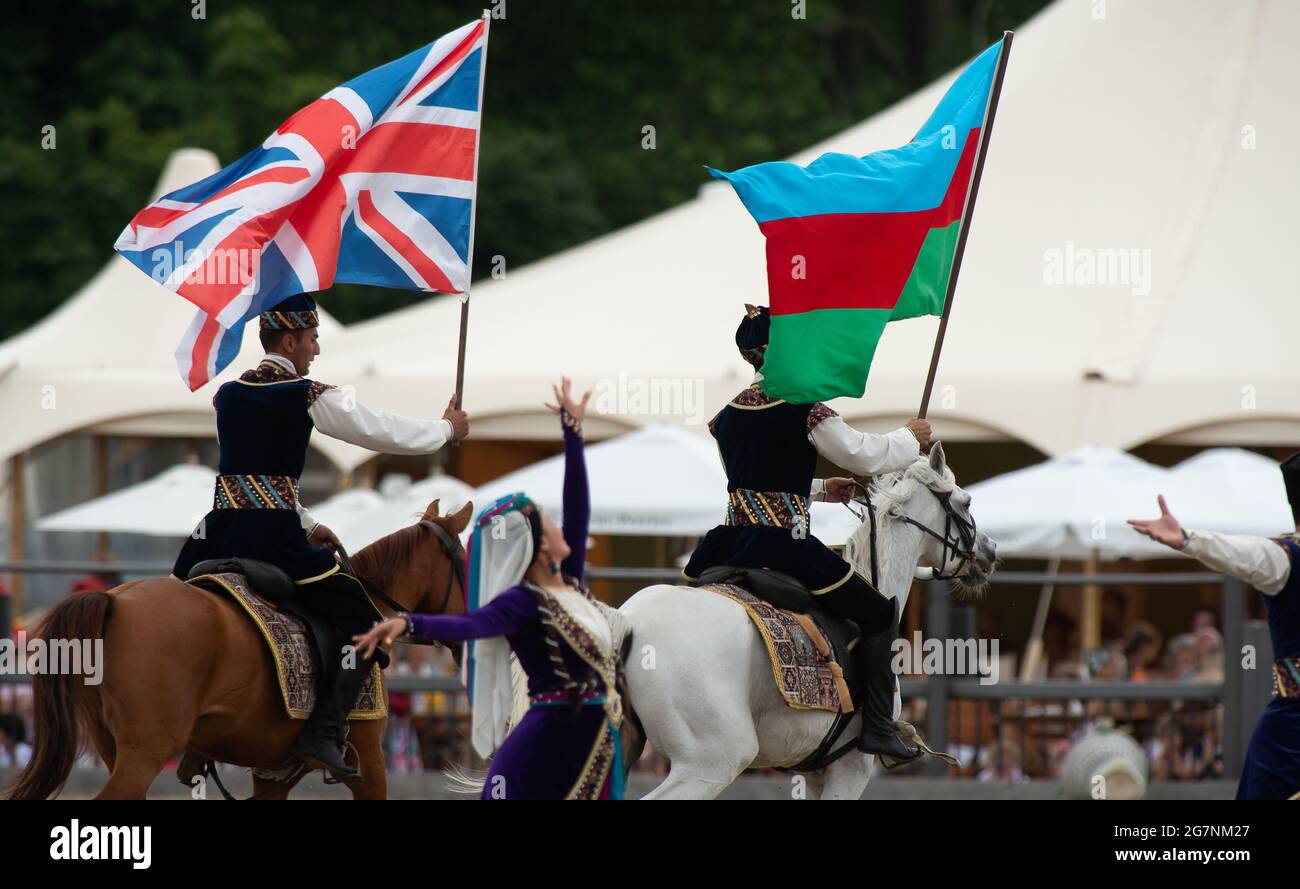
[292,656,375,778]
[856,609,920,763]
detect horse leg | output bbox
[342,718,388,800]
[96,745,179,800]
[638,704,760,800]
[93,597,201,799]
[820,752,874,800]
[799,770,826,800]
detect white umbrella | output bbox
[470,424,872,545]
[307,473,476,550]
[472,425,727,536]
[964,447,1172,560]
[36,464,216,537]
[1159,448,1293,538]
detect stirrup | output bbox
[878,720,960,770]
[320,740,362,784]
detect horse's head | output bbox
[352,498,474,617]
[854,441,997,599]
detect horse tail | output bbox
[615,615,647,772]
[5,590,114,800]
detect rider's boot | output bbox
[856,606,921,763]
[292,656,374,779]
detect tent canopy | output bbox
[310,473,475,549]
[35,463,216,537]
[966,446,1293,560]
[322,0,1299,455]
[6,0,1295,478]
[468,422,863,542]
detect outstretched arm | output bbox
[1128,495,1291,595]
[309,388,468,454]
[809,411,922,476]
[353,587,536,658]
[545,378,593,583]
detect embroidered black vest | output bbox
[213,360,332,479]
[708,385,836,498]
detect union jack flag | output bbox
[115,17,489,390]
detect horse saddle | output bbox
[186,558,389,673]
[695,565,862,705]
[189,557,295,601]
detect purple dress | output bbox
[406,420,623,799]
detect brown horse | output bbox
[5,499,472,800]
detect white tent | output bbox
[468,423,863,542]
[33,460,480,550]
[0,149,368,472]
[471,425,727,536]
[966,446,1293,560]
[35,463,215,537]
[322,0,1299,456]
[965,447,1172,559]
[309,473,475,549]
[1160,448,1293,539]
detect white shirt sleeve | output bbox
[809,415,920,476]
[295,500,318,533]
[308,386,453,455]
[810,478,827,502]
[1182,529,1291,595]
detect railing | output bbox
[0,563,1277,779]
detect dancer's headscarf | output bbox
[464,492,538,757]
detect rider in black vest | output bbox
[684,305,931,763]
[173,292,470,778]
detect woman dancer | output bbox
[355,379,625,800]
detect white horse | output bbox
[619,442,997,800]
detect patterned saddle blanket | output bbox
[188,572,385,721]
[703,583,855,713]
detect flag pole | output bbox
[453,10,492,416]
[917,30,1013,420]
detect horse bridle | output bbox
[338,518,466,617]
[848,480,980,583]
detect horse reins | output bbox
[847,480,980,584]
[337,518,466,617]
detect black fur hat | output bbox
[735,303,770,367]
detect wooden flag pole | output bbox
[453,9,492,418]
[917,30,1014,420]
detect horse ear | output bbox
[422,499,441,520]
[447,500,474,534]
[928,440,947,474]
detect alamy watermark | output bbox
[891,631,1000,686]
[149,242,261,289]
[0,632,103,685]
[1042,240,1151,296]
[593,372,705,425]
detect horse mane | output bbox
[351,517,437,591]
[843,457,956,587]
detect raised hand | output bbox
[544,376,592,425]
[1126,495,1187,550]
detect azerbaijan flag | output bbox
[708,37,1008,404]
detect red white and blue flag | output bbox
[115,17,489,390]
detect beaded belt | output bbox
[725,488,810,531]
[529,689,606,709]
[1274,657,1300,698]
[213,474,300,510]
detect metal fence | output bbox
[0,562,1276,780]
